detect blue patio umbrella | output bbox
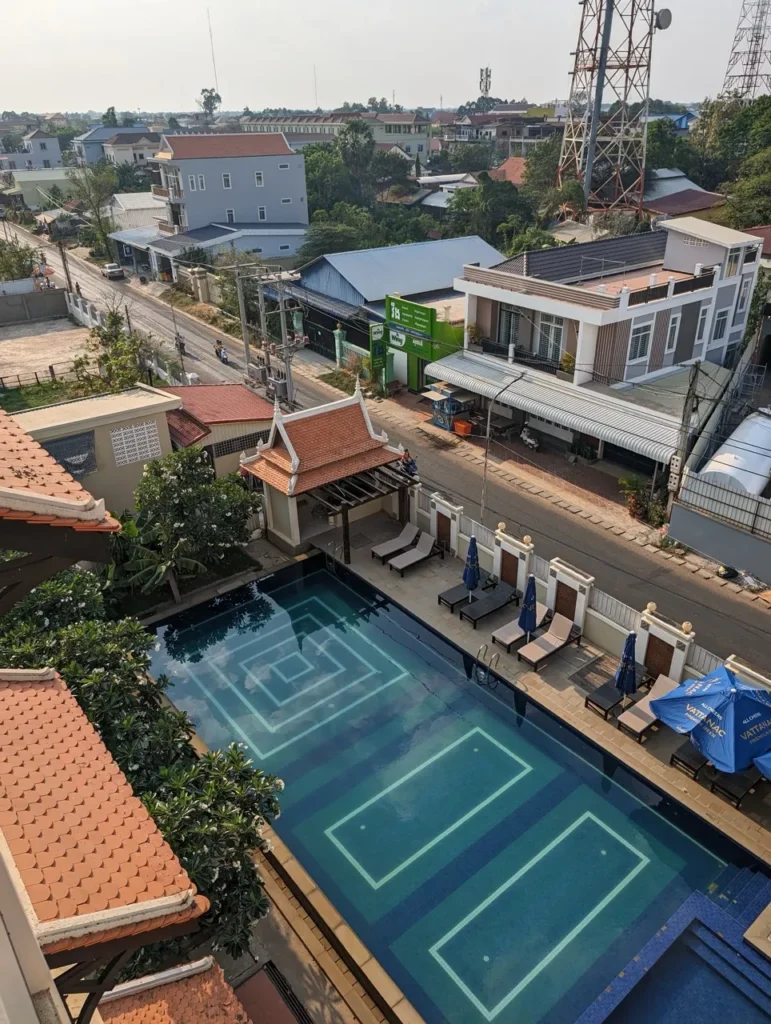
[463,536,480,592]
[518,574,537,641]
[650,665,771,774]
[754,748,771,779]
[614,631,638,707]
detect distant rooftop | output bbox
[156,133,294,160]
[495,232,669,284]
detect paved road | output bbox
[12,227,770,666]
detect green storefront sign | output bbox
[369,322,388,382]
[385,295,435,337]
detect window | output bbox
[404,144,411,153]
[188,174,197,191]
[255,171,264,187]
[738,277,752,313]
[258,206,266,221]
[725,247,741,278]
[713,310,728,341]
[226,208,235,224]
[629,323,652,362]
[279,244,290,251]
[683,234,708,248]
[111,421,162,467]
[498,304,520,348]
[666,313,680,354]
[198,174,206,190]
[537,313,564,362]
[213,430,270,458]
[418,143,424,152]
[222,172,232,189]
[697,306,709,341]
[42,159,50,168]
[40,142,47,151]
[138,152,144,160]
[281,197,291,204]
[278,162,289,169]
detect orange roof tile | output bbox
[241,395,400,495]
[0,668,207,954]
[488,155,526,186]
[162,384,274,425]
[0,410,120,533]
[100,959,252,1024]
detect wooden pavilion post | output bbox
[398,485,409,525]
[341,506,351,564]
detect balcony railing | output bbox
[151,183,183,202]
[151,184,169,199]
[672,270,715,295]
[157,221,178,235]
[481,340,561,375]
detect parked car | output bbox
[101,263,125,280]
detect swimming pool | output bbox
[151,557,761,1024]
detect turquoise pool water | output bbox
[150,558,753,1024]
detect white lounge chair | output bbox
[388,532,443,576]
[491,602,549,653]
[616,674,678,742]
[517,613,581,669]
[371,523,419,564]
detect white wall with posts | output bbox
[430,492,463,557]
[725,655,771,692]
[546,558,595,631]
[638,603,695,682]
[493,525,534,593]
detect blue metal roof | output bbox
[300,236,504,304]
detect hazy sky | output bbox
[4,0,741,113]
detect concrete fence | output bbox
[0,287,68,325]
[65,291,106,329]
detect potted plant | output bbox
[557,351,576,382]
[467,323,483,352]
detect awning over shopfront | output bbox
[423,352,680,464]
[108,225,162,252]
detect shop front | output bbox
[384,295,464,392]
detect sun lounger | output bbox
[438,570,494,612]
[710,768,762,809]
[371,523,419,564]
[670,740,708,779]
[458,582,519,629]
[388,531,443,576]
[491,602,549,652]
[517,613,581,669]
[616,674,678,742]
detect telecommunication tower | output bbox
[723,1,771,100]
[558,2,671,212]
[479,67,492,98]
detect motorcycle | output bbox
[214,344,229,365]
[520,426,540,452]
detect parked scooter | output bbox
[520,426,540,452]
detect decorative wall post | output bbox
[546,558,595,631]
[430,492,463,557]
[638,603,694,682]
[333,324,346,367]
[492,524,534,593]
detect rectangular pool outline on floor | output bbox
[324,727,533,889]
[325,567,729,871]
[428,811,650,1021]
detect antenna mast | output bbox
[558,1,666,213]
[723,1,771,100]
[207,7,219,93]
[479,67,492,99]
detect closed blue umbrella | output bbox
[518,574,537,641]
[615,631,638,707]
[651,665,771,773]
[463,536,480,592]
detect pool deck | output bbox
[312,516,771,871]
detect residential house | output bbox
[643,111,698,135]
[2,168,75,210]
[488,155,527,186]
[42,112,69,128]
[243,111,431,160]
[138,133,309,277]
[161,383,274,475]
[14,130,63,170]
[437,111,564,157]
[374,141,413,162]
[12,384,181,512]
[642,189,726,219]
[107,190,165,229]
[276,235,503,383]
[429,218,761,481]
[102,130,161,166]
[0,116,37,136]
[72,122,148,165]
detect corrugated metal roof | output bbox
[311,236,504,303]
[107,225,161,250]
[643,169,705,202]
[497,232,668,283]
[423,352,680,464]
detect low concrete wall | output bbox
[65,291,105,329]
[0,288,68,325]
[670,501,771,582]
[0,278,35,296]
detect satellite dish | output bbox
[655,8,672,30]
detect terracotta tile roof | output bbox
[166,409,211,448]
[488,156,526,186]
[160,134,293,160]
[748,224,771,256]
[100,959,252,1024]
[242,396,399,495]
[0,668,208,954]
[0,410,120,533]
[162,385,274,424]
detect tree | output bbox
[102,106,118,127]
[71,306,155,396]
[521,135,562,208]
[168,115,181,131]
[724,172,771,228]
[457,96,508,117]
[0,238,42,281]
[448,143,492,173]
[177,245,210,267]
[371,149,411,193]
[502,225,558,257]
[447,174,533,245]
[120,112,135,127]
[66,162,118,254]
[303,143,357,214]
[46,184,66,207]
[337,119,376,203]
[1,132,23,153]
[199,88,222,119]
[115,161,150,192]
[296,221,366,263]
[645,118,679,174]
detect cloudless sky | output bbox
[4,0,742,113]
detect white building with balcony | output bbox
[426,219,762,481]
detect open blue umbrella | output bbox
[614,631,638,707]
[754,749,771,779]
[463,536,480,592]
[518,574,537,641]
[651,665,771,773]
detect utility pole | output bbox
[235,269,252,371]
[124,303,133,335]
[57,240,73,293]
[670,360,700,509]
[277,279,293,405]
[255,271,271,372]
[480,375,522,524]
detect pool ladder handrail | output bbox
[475,646,500,686]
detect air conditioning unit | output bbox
[269,376,287,400]
[248,362,268,384]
